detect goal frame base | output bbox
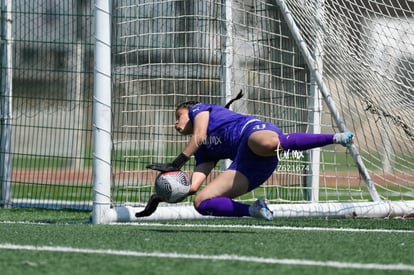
[99,201,414,223]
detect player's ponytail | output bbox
[224,90,244,109]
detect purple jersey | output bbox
[189,103,284,190]
[189,103,257,164]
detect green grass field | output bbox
[0,208,413,275]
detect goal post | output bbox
[88,0,414,223]
[0,0,13,208]
[91,0,113,224]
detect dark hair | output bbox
[176,101,199,111]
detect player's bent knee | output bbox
[248,131,280,156]
[194,199,210,216]
[193,194,202,208]
[193,192,211,209]
[264,137,280,152]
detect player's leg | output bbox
[193,169,251,217]
[247,130,280,156]
[194,138,278,220]
[194,171,273,220]
[278,132,354,151]
[248,127,354,155]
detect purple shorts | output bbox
[227,121,282,191]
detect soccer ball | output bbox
[155,170,191,203]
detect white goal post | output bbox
[92,0,414,223]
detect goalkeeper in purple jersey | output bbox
[144,95,354,221]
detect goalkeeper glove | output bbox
[146,153,189,172]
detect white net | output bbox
[281,0,414,201]
[111,0,414,213]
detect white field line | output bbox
[118,222,414,233]
[0,243,413,271]
[2,220,414,234]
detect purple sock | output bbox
[279,133,334,151]
[196,197,250,217]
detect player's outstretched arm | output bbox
[135,194,162,217]
[147,93,244,173]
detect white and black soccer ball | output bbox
[155,170,191,203]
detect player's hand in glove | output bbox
[146,153,189,172]
[135,194,162,218]
[146,163,179,172]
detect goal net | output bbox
[99,0,414,222]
